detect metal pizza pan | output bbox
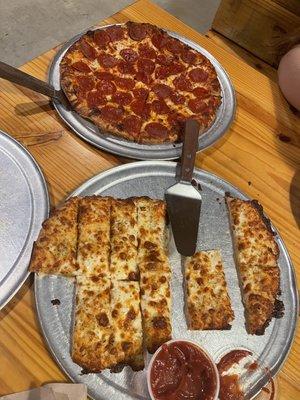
[35,161,298,400]
[0,130,49,309]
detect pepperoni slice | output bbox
[131,100,151,119]
[151,33,168,50]
[151,99,171,115]
[173,75,193,91]
[100,105,123,122]
[135,71,152,85]
[170,92,185,105]
[98,53,119,68]
[127,22,148,41]
[137,58,155,74]
[118,61,136,75]
[72,61,91,72]
[157,54,175,66]
[138,44,157,60]
[144,122,168,139]
[106,26,125,41]
[133,88,149,102]
[112,91,133,106]
[211,78,220,92]
[168,112,186,127]
[188,98,207,113]
[208,96,221,108]
[96,80,116,95]
[193,87,210,98]
[94,30,110,48]
[168,62,185,76]
[152,83,173,99]
[76,76,94,92]
[87,91,106,108]
[181,49,197,64]
[165,37,184,54]
[120,48,138,63]
[95,71,113,81]
[114,77,135,90]
[155,66,170,79]
[167,114,186,138]
[80,40,97,59]
[188,68,208,83]
[123,115,142,135]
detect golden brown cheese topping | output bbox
[72,276,121,372]
[226,197,279,267]
[185,250,234,330]
[30,195,172,371]
[77,196,111,278]
[110,199,139,280]
[140,271,172,353]
[110,280,144,370]
[226,195,283,335]
[30,197,79,276]
[134,197,172,353]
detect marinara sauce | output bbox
[149,340,218,400]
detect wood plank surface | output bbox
[206,30,278,81]
[272,0,300,16]
[0,0,299,398]
[213,0,300,66]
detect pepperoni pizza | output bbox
[60,22,222,144]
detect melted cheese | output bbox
[134,197,170,273]
[110,199,139,280]
[72,276,122,371]
[140,271,172,353]
[239,264,280,334]
[185,250,234,330]
[226,196,279,267]
[110,280,144,370]
[30,197,79,276]
[77,196,111,279]
[226,196,281,334]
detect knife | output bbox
[165,119,202,256]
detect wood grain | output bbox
[0,0,299,398]
[272,0,300,16]
[213,0,300,66]
[206,30,277,81]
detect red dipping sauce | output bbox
[217,350,252,400]
[148,340,219,400]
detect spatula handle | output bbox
[180,119,200,182]
[0,61,62,102]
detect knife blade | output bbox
[165,119,202,256]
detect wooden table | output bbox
[0,0,299,397]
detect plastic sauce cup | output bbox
[147,339,220,400]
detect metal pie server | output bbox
[165,119,202,256]
[0,61,69,107]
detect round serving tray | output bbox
[35,161,298,400]
[0,130,49,309]
[49,24,236,160]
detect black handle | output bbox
[0,61,65,103]
[180,119,200,182]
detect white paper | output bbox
[0,383,87,400]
